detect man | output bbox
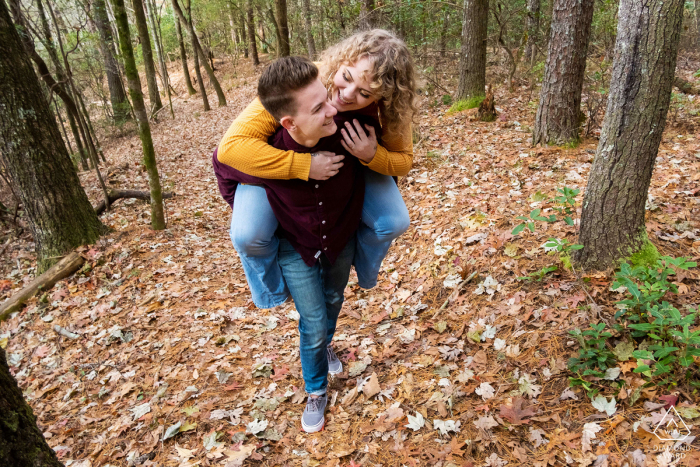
[213,56,380,432]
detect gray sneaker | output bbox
[327,345,343,375]
[301,393,327,433]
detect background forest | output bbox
[1,0,700,465]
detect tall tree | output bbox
[175,16,196,95]
[359,0,375,30]
[275,0,290,56]
[247,1,259,65]
[1,347,63,467]
[131,0,163,113]
[145,0,173,117]
[302,0,316,58]
[91,0,130,121]
[113,0,166,229]
[238,4,249,58]
[532,0,594,146]
[455,0,488,101]
[171,0,227,106]
[576,0,685,270]
[696,0,700,49]
[524,0,540,64]
[1,0,106,271]
[186,0,210,110]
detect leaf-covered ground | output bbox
[1,57,700,467]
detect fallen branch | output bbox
[93,189,174,215]
[433,270,478,319]
[0,252,84,321]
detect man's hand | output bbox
[309,151,344,180]
[341,119,378,163]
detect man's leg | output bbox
[230,184,289,309]
[354,169,410,289]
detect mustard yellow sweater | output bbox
[217,97,414,181]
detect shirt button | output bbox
[319,202,323,206]
[323,235,327,239]
[324,247,327,251]
[322,220,326,224]
[315,184,319,188]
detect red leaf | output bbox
[499,397,537,425]
[660,394,678,409]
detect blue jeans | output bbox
[278,236,355,395]
[229,169,409,308]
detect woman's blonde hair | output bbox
[319,29,417,137]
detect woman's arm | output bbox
[217,98,313,180]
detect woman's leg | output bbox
[354,169,411,289]
[230,184,289,309]
[277,238,329,396]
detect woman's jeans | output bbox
[277,237,354,395]
[229,169,410,309]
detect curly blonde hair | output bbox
[319,29,417,138]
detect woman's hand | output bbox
[341,120,378,163]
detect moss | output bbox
[448,96,485,114]
[628,240,660,268]
[560,253,573,270]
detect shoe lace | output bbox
[307,396,324,413]
[326,346,338,362]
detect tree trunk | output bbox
[302,0,316,58]
[1,0,106,271]
[186,0,210,110]
[247,2,259,65]
[524,0,540,64]
[171,0,227,106]
[65,103,90,170]
[276,0,290,56]
[532,0,594,146]
[238,5,249,58]
[131,0,163,113]
[268,7,282,57]
[576,0,684,270]
[359,0,375,30]
[92,0,130,121]
[0,347,64,467]
[175,16,196,95]
[456,0,488,100]
[439,9,449,57]
[228,3,238,51]
[335,0,345,32]
[696,0,700,50]
[145,0,173,118]
[113,0,166,230]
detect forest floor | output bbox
[1,55,700,467]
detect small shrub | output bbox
[448,96,485,113]
[441,94,453,106]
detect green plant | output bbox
[518,265,557,282]
[448,96,484,113]
[568,323,616,378]
[441,94,453,106]
[511,187,580,235]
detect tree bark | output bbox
[186,0,210,110]
[335,0,345,32]
[696,0,700,50]
[532,0,594,146]
[171,0,227,106]
[247,2,259,65]
[113,0,166,230]
[576,0,685,270]
[131,0,163,113]
[439,8,449,57]
[238,4,249,58]
[175,16,196,95]
[0,347,64,466]
[524,0,540,64]
[275,0,290,56]
[359,0,375,30]
[1,0,106,272]
[302,0,316,58]
[91,0,130,121]
[145,0,173,118]
[456,0,488,100]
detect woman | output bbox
[217,29,417,309]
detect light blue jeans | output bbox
[229,169,410,309]
[278,236,354,395]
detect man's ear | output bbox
[279,116,295,131]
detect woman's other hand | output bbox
[341,120,378,163]
[309,151,344,180]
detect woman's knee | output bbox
[373,207,410,241]
[230,222,276,256]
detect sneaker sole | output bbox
[301,418,325,433]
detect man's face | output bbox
[282,79,338,142]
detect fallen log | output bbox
[674,76,698,95]
[93,189,174,215]
[0,252,84,321]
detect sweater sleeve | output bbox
[364,121,414,177]
[217,97,312,180]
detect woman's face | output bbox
[331,57,379,112]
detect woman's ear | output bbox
[279,116,295,131]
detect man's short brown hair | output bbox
[258,56,319,120]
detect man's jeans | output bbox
[229,169,409,308]
[277,236,354,395]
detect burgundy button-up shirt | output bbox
[213,107,381,266]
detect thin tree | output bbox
[113,0,166,229]
[171,0,227,105]
[91,0,130,121]
[455,0,488,101]
[175,16,196,94]
[275,0,290,56]
[246,0,259,65]
[576,0,685,270]
[524,0,539,64]
[185,0,210,110]
[145,0,173,117]
[532,0,594,146]
[238,3,249,58]
[131,0,163,113]
[359,0,375,30]
[302,0,316,58]
[1,0,106,271]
